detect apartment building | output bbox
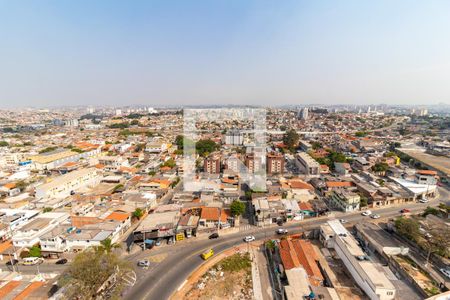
[204,153,221,174]
[267,152,284,175]
[245,153,263,173]
[295,152,320,176]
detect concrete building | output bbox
[295,152,320,176]
[320,220,396,300]
[267,152,284,175]
[245,153,263,173]
[224,130,244,145]
[204,153,221,174]
[35,168,100,200]
[12,212,69,249]
[328,189,360,212]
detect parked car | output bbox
[55,258,68,265]
[208,233,219,239]
[440,268,450,279]
[361,210,372,216]
[137,259,150,268]
[400,208,411,213]
[244,236,255,242]
[6,259,18,266]
[276,228,288,234]
[419,198,429,203]
[339,219,347,224]
[22,257,43,266]
[155,239,162,246]
[370,214,380,219]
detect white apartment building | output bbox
[320,220,396,300]
[35,168,101,200]
[12,212,70,249]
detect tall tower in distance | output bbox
[298,107,309,120]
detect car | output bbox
[55,258,68,265]
[201,249,214,260]
[400,208,411,213]
[6,259,18,266]
[419,198,429,203]
[244,236,255,242]
[440,268,450,279]
[370,214,380,219]
[155,239,162,246]
[361,210,372,216]
[276,228,288,234]
[208,233,219,239]
[276,220,284,226]
[137,259,150,268]
[339,219,347,224]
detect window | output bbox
[387,291,394,296]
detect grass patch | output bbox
[214,252,251,272]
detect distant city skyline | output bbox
[1,1,450,108]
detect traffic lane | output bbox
[123,201,441,300]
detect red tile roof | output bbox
[200,207,220,221]
[299,202,313,211]
[326,181,353,188]
[417,170,437,175]
[105,211,130,222]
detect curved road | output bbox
[122,193,447,300]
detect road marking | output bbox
[177,280,187,291]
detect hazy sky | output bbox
[1,0,450,108]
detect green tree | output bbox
[230,200,246,217]
[395,217,420,242]
[196,139,218,157]
[43,207,53,213]
[29,246,42,257]
[283,129,299,152]
[372,162,389,172]
[62,249,131,299]
[96,238,121,254]
[360,196,368,207]
[161,158,176,168]
[132,208,144,220]
[0,141,9,147]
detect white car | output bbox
[137,259,150,268]
[339,219,347,224]
[276,228,288,234]
[370,214,380,219]
[361,210,372,216]
[440,268,450,279]
[419,198,429,203]
[244,236,255,242]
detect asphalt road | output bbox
[122,194,447,300]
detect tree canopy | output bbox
[283,129,299,152]
[230,200,246,217]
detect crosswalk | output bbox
[239,224,256,232]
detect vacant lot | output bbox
[184,252,253,300]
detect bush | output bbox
[215,253,251,272]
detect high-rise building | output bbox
[115,109,122,116]
[298,108,309,120]
[224,130,244,145]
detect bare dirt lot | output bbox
[184,252,253,300]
